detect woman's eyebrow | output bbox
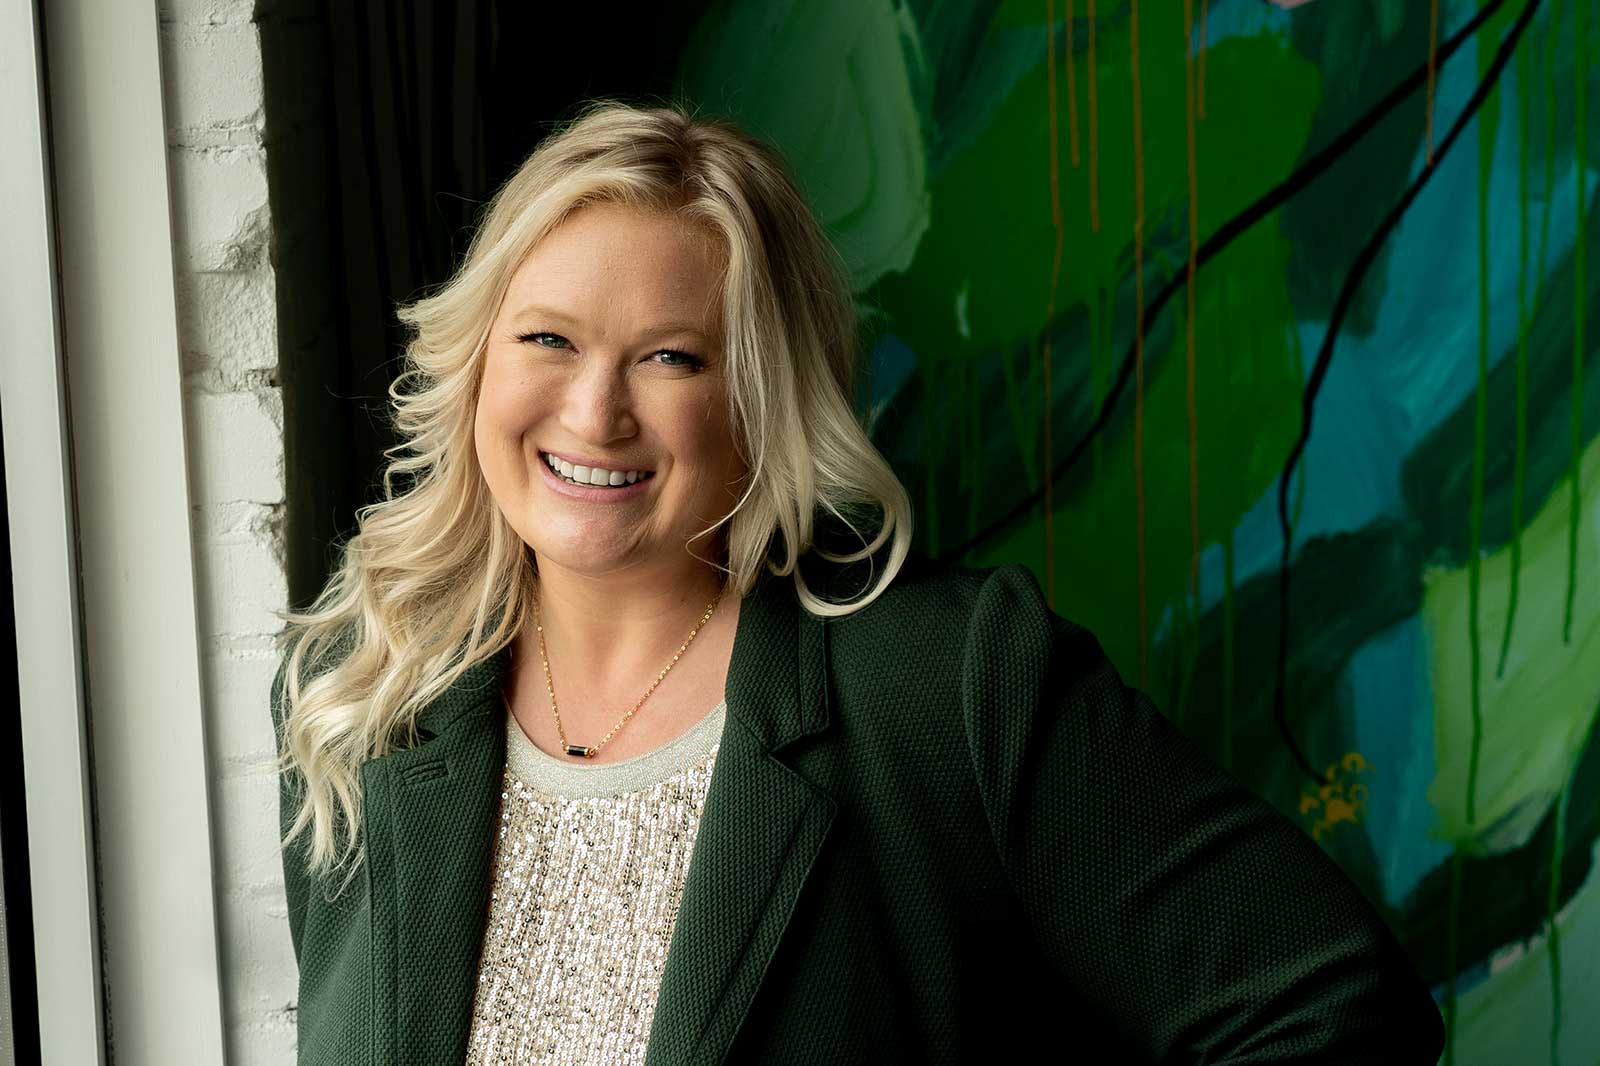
[508,303,710,342]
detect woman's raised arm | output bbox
[960,564,1445,1063]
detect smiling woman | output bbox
[266,96,921,1063]
[267,97,1443,1066]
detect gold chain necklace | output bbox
[513,579,727,759]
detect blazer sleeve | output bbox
[270,650,310,971]
[959,564,1445,1064]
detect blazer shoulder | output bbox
[820,554,1054,682]
[824,550,1010,623]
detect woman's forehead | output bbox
[503,207,725,333]
[533,201,721,260]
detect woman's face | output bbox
[475,201,747,578]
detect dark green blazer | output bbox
[272,553,1446,1064]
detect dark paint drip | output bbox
[1566,0,1586,649]
[1130,0,1148,688]
[1536,0,1564,300]
[1428,0,1440,163]
[1045,0,1068,604]
[1184,0,1202,608]
[1497,25,1532,684]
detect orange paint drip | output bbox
[1046,0,1062,232]
[1131,0,1148,688]
[1067,0,1080,166]
[1426,0,1439,164]
[1088,0,1100,231]
[1185,0,1201,599]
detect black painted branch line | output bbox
[939,0,1512,565]
[1272,0,1545,784]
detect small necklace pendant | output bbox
[565,743,595,758]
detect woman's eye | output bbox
[518,331,568,349]
[516,332,702,371]
[654,349,704,370]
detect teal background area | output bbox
[673,1,1599,1062]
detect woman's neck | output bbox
[518,560,735,698]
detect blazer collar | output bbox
[360,565,838,1065]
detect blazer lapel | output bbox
[361,564,838,1065]
[644,568,838,1065]
[360,642,510,1063]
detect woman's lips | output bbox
[539,450,654,476]
[537,451,656,501]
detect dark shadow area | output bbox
[0,406,43,1064]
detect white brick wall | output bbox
[157,1,296,1061]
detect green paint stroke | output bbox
[675,0,932,293]
[1424,431,1600,855]
[872,7,1318,365]
[1541,708,1590,1064]
[894,10,1319,679]
[984,225,1306,680]
[1568,0,1588,647]
[1449,830,1600,1066]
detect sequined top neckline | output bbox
[504,694,728,799]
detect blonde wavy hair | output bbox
[271,97,914,888]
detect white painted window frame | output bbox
[0,0,227,1063]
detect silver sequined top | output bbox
[464,697,727,1065]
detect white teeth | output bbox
[544,452,650,486]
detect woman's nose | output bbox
[560,362,637,437]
